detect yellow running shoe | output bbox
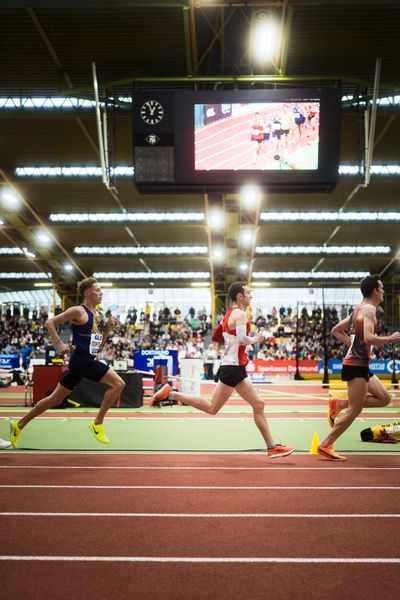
[89,421,110,444]
[317,444,347,461]
[328,397,341,428]
[10,421,22,448]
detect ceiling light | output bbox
[240,184,262,209]
[252,282,271,287]
[239,263,248,271]
[36,231,51,244]
[74,245,207,255]
[1,189,20,210]
[34,282,53,287]
[208,209,224,229]
[97,282,113,287]
[240,228,254,246]
[251,14,279,62]
[0,272,52,279]
[94,271,210,280]
[64,263,73,271]
[191,282,210,287]
[24,250,36,259]
[260,211,400,223]
[255,245,390,254]
[253,271,369,279]
[212,247,225,261]
[50,212,205,223]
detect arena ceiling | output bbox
[0,0,400,304]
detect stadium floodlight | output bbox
[250,12,279,63]
[240,184,262,209]
[212,247,225,262]
[240,228,254,247]
[208,209,225,230]
[35,231,52,245]
[1,189,20,210]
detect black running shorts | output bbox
[216,365,248,388]
[341,365,374,382]
[60,351,110,390]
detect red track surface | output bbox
[1,453,399,599]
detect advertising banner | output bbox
[247,359,400,377]
[0,354,19,369]
[134,349,178,375]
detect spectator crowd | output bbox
[0,303,395,370]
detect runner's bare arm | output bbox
[331,315,352,347]
[100,316,115,349]
[363,306,400,346]
[231,310,264,345]
[45,306,85,354]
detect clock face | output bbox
[140,100,164,125]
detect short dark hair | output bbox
[77,277,98,297]
[360,274,381,298]
[228,281,247,302]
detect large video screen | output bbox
[132,88,341,193]
[194,101,320,171]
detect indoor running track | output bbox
[1,452,400,599]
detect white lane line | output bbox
[1,485,399,490]
[0,512,399,518]
[0,556,399,563]
[1,466,400,471]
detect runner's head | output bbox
[360,274,383,302]
[228,282,252,307]
[77,277,103,304]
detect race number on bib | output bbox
[89,333,103,355]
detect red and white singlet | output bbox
[220,307,250,366]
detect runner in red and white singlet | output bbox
[220,305,250,366]
[318,275,400,461]
[151,282,295,459]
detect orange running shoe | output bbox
[317,444,347,461]
[150,383,173,406]
[268,444,295,459]
[328,397,341,428]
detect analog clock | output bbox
[140,100,164,125]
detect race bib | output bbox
[89,333,103,356]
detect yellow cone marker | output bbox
[309,431,320,455]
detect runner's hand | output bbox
[390,332,400,344]
[55,341,69,357]
[253,333,265,343]
[105,316,115,331]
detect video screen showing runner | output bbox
[194,101,320,171]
